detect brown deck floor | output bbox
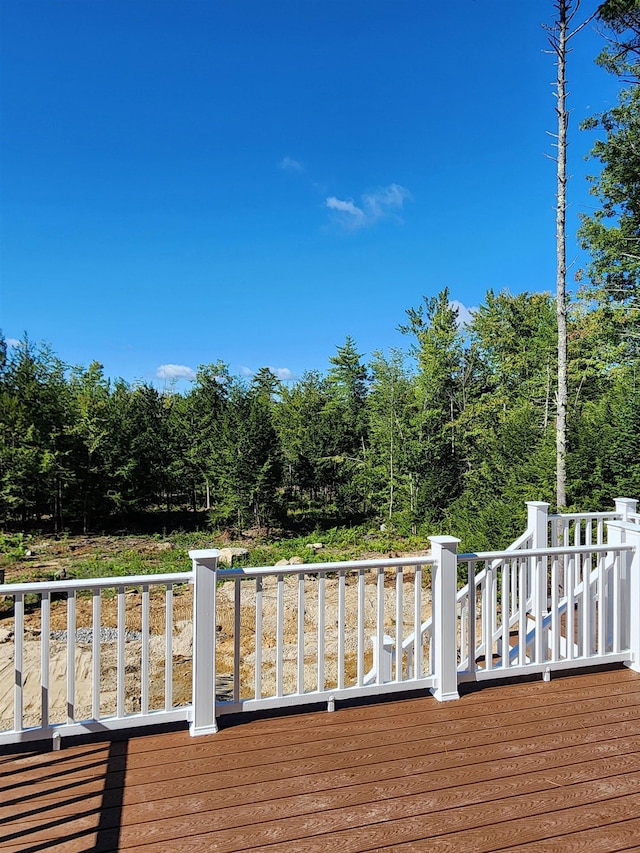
[3,666,640,852]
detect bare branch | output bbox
[568,9,600,41]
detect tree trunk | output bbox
[56,475,64,534]
[555,0,569,510]
[389,382,394,520]
[544,354,552,429]
[548,0,599,509]
[83,450,91,535]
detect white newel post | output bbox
[626,524,640,670]
[607,521,625,652]
[527,501,550,548]
[189,549,220,736]
[527,503,550,662]
[615,498,638,522]
[429,536,460,702]
[608,523,640,673]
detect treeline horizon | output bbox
[1,285,638,549]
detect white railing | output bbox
[1,498,639,745]
[391,503,542,687]
[549,498,640,547]
[454,499,639,683]
[201,554,437,719]
[365,500,640,688]
[0,572,193,746]
[456,541,633,682]
[550,511,618,548]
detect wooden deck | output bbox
[4,666,640,852]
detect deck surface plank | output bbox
[3,666,640,853]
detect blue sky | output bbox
[0,1,623,387]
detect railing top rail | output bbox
[458,542,634,563]
[453,528,533,603]
[549,511,621,521]
[504,528,533,551]
[215,554,434,579]
[0,571,194,596]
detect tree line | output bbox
[1,283,637,546]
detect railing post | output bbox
[189,549,220,736]
[371,634,394,683]
[608,523,640,673]
[527,501,550,548]
[526,503,549,608]
[615,498,638,522]
[429,536,460,702]
[607,521,624,651]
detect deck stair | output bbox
[371,498,640,687]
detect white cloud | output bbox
[363,184,411,217]
[326,196,366,221]
[240,366,253,377]
[6,338,21,348]
[279,156,304,172]
[449,300,476,329]
[156,363,196,381]
[271,366,294,381]
[326,183,411,230]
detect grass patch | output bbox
[0,524,432,587]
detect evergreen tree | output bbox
[367,349,416,526]
[400,289,465,525]
[189,361,232,512]
[325,337,370,517]
[578,0,640,355]
[274,371,331,516]
[68,361,111,532]
[213,375,283,532]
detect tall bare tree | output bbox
[545,0,600,509]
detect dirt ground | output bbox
[0,536,432,731]
[0,588,195,730]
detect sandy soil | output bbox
[0,589,195,731]
[0,559,433,731]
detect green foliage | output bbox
[579,6,640,355]
[367,349,416,524]
[596,0,640,77]
[1,264,639,548]
[579,84,640,322]
[0,532,27,562]
[69,547,190,580]
[399,289,467,525]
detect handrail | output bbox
[549,511,621,521]
[1,498,638,746]
[0,571,193,595]
[0,571,195,746]
[217,554,437,696]
[459,543,632,561]
[215,554,435,578]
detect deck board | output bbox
[3,666,640,852]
